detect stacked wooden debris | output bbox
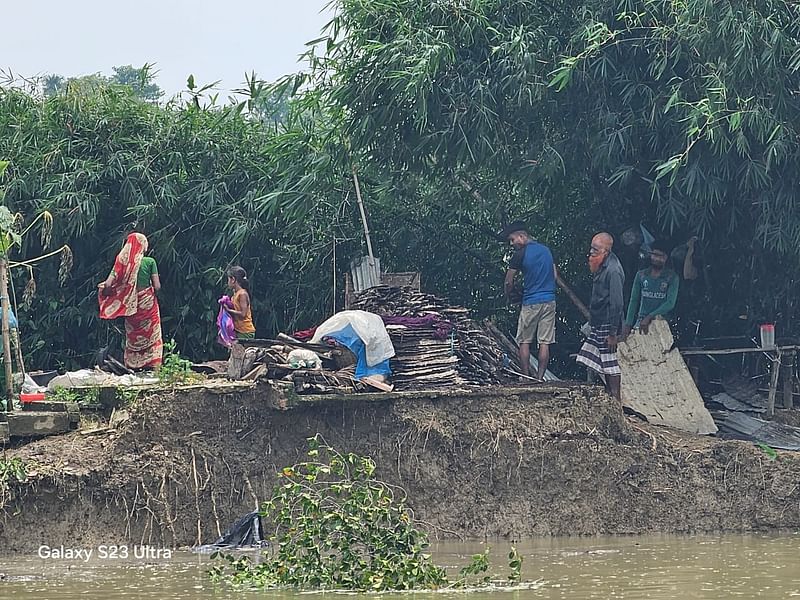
[350,286,506,385]
[228,337,391,394]
[224,286,520,392]
[385,325,462,390]
[291,368,359,394]
[227,338,356,393]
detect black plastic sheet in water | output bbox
[193,511,269,553]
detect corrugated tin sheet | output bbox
[618,319,718,435]
[716,412,800,451]
[708,392,767,414]
[350,256,381,293]
[721,376,770,409]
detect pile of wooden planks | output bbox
[291,368,357,394]
[386,325,463,390]
[351,286,507,385]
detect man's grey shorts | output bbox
[516,301,556,345]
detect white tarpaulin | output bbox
[311,310,395,366]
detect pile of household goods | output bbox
[231,286,517,393]
[229,311,396,394]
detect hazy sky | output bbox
[1,0,333,96]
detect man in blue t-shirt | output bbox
[502,221,557,381]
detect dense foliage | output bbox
[308,0,800,335]
[210,436,522,591]
[0,456,27,508]
[0,77,593,372]
[2,0,800,370]
[0,85,350,367]
[554,0,800,328]
[42,64,164,101]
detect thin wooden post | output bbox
[11,330,24,374]
[767,349,781,419]
[332,236,337,314]
[783,350,795,410]
[0,257,14,410]
[352,169,372,260]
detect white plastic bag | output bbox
[287,349,322,369]
[21,374,47,394]
[47,368,158,390]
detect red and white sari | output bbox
[98,233,163,369]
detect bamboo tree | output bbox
[0,160,71,408]
[0,161,15,403]
[4,0,800,375]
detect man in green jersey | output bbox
[621,240,679,339]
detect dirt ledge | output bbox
[1,382,799,552]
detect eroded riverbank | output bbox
[1,382,800,552]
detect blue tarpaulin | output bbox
[324,324,391,379]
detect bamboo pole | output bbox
[11,331,24,374]
[8,273,25,375]
[680,345,800,356]
[332,236,337,314]
[352,167,375,262]
[555,272,591,321]
[352,166,378,286]
[0,257,14,409]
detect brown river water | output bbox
[1,534,798,599]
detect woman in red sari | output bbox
[98,233,163,370]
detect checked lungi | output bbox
[576,323,621,376]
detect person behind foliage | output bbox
[620,240,679,341]
[224,266,256,340]
[98,232,163,370]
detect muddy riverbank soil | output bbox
[2,382,799,552]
